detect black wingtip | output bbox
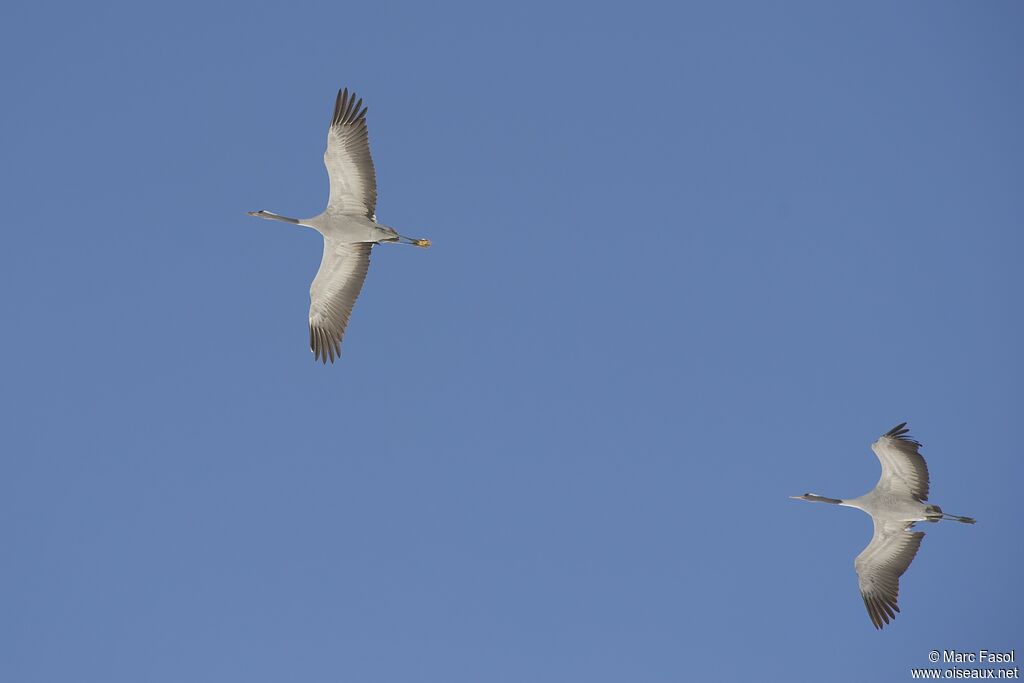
[886,421,909,437]
[309,326,342,365]
[330,87,368,128]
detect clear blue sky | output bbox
[2,1,1020,681]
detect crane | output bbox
[249,88,430,363]
[790,423,975,629]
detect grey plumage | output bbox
[855,520,924,629]
[875,422,930,501]
[325,88,377,219]
[791,422,975,629]
[309,241,372,363]
[248,88,430,363]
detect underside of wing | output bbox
[854,520,924,629]
[870,422,930,501]
[308,241,373,363]
[324,88,377,218]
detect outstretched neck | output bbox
[248,210,301,224]
[802,494,844,505]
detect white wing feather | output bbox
[854,519,924,629]
[870,422,930,501]
[308,241,372,363]
[324,88,377,218]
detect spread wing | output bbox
[854,519,924,629]
[870,422,930,501]
[324,88,377,218]
[308,241,372,363]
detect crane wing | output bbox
[854,519,924,629]
[870,422,930,501]
[308,240,372,363]
[324,88,377,218]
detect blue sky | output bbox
[2,1,1021,681]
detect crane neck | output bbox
[805,494,844,505]
[247,210,301,224]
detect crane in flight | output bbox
[790,422,975,629]
[249,88,430,363]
